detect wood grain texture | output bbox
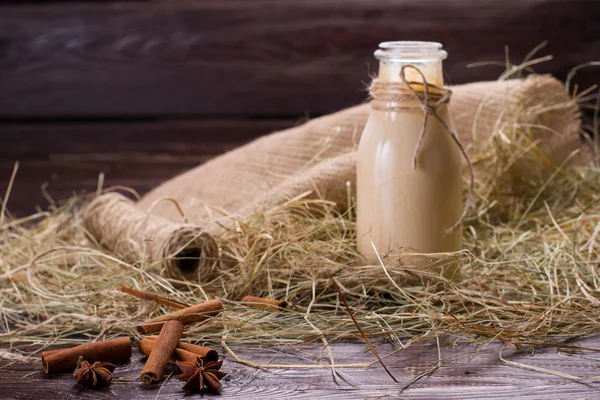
[0,119,295,214]
[2,336,600,399]
[0,0,598,118]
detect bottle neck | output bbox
[377,59,444,86]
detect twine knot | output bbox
[423,104,436,115]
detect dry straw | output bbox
[1,57,599,368]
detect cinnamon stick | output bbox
[139,338,214,364]
[41,337,132,374]
[146,335,218,362]
[139,338,196,364]
[136,298,223,334]
[40,349,61,357]
[120,286,188,309]
[242,295,288,311]
[140,320,184,384]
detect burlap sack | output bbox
[137,75,582,226]
[84,75,584,280]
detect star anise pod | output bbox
[72,359,116,388]
[175,356,226,392]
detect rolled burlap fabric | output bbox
[137,75,583,224]
[83,193,219,281]
[83,75,585,280]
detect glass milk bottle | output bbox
[356,41,463,278]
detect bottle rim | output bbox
[375,41,447,62]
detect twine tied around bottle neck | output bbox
[368,65,474,233]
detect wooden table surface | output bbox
[2,336,600,399]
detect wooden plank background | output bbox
[1,0,598,118]
[0,0,599,213]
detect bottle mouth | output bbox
[375,41,447,62]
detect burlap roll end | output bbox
[83,193,219,281]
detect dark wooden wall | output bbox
[1,0,599,214]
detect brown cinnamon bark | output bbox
[139,338,216,364]
[40,349,61,357]
[41,337,132,374]
[242,295,288,311]
[146,335,218,362]
[120,286,188,309]
[136,298,223,334]
[140,320,184,384]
